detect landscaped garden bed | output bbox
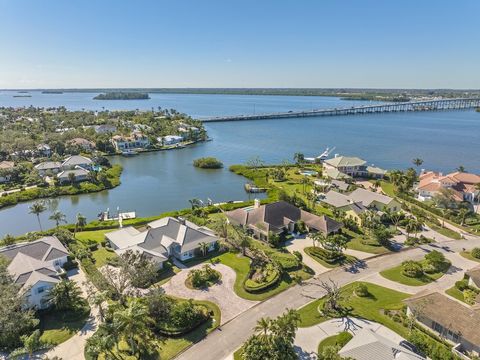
[304,246,355,268]
[380,251,451,286]
[185,264,222,289]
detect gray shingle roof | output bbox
[348,188,394,207]
[339,329,424,360]
[324,156,367,168]
[62,155,92,167]
[34,161,62,171]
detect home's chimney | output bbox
[178,216,186,225]
[254,198,260,209]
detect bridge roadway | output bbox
[201,97,480,122]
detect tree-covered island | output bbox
[93,92,150,100]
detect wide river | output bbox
[0,91,479,236]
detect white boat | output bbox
[305,146,336,163]
[122,149,138,156]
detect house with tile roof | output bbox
[0,236,69,309]
[416,170,480,203]
[405,292,480,357]
[105,217,218,264]
[226,200,343,242]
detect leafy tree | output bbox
[49,210,67,228]
[293,152,305,164]
[412,158,424,171]
[424,250,446,272]
[9,329,45,359]
[119,250,159,289]
[47,280,83,311]
[2,233,15,246]
[0,256,39,350]
[29,201,46,231]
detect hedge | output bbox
[156,305,210,337]
[243,269,281,293]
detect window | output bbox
[37,286,46,294]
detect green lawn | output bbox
[297,282,410,337]
[428,223,462,240]
[91,246,117,267]
[460,251,480,263]
[317,332,352,354]
[380,181,396,197]
[445,286,465,303]
[75,229,113,244]
[304,247,357,268]
[39,304,91,345]
[380,262,449,286]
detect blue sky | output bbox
[0,0,479,89]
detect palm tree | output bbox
[189,198,202,209]
[254,317,271,337]
[85,323,120,360]
[199,242,209,257]
[457,208,470,226]
[29,201,46,231]
[457,165,466,173]
[75,213,87,238]
[412,158,423,172]
[49,210,67,228]
[68,172,76,185]
[113,299,153,356]
[2,233,15,246]
[47,280,83,310]
[293,152,304,165]
[300,176,310,194]
[311,231,326,248]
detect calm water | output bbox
[0,91,479,236]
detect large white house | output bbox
[105,217,218,266]
[35,155,93,183]
[0,236,69,309]
[111,133,150,151]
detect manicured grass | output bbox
[75,229,113,244]
[445,286,465,303]
[317,332,353,354]
[379,262,450,286]
[39,304,91,345]
[460,251,480,263]
[428,223,462,240]
[346,235,390,255]
[297,282,410,337]
[380,181,396,197]
[91,246,117,267]
[304,247,357,268]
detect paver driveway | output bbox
[162,263,258,324]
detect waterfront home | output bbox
[67,137,96,151]
[0,236,69,309]
[94,124,117,134]
[324,155,368,177]
[416,170,480,203]
[324,155,387,179]
[61,155,93,170]
[36,143,52,157]
[111,133,150,151]
[338,329,424,360]
[159,135,184,145]
[405,292,480,357]
[105,217,218,265]
[348,188,401,212]
[226,199,343,241]
[466,266,480,289]
[34,161,63,177]
[0,160,15,183]
[318,190,368,225]
[57,166,90,184]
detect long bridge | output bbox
[200,98,480,122]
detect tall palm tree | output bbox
[199,242,208,257]
[189,198,202,209]
[412,158,423,172]
[113,299,153,356]
[29,201,47,231]
[457,165,466,173]
[2,233,15,246]
[75,213,87,238]
[49,210,67,228]
[254,317,271,337]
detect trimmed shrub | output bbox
[244,268,281,293]
[455,279,470,291]
[401,260,423,278]
[292,250,303,262]
[471,247,480,259]
[354,283,369,297]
